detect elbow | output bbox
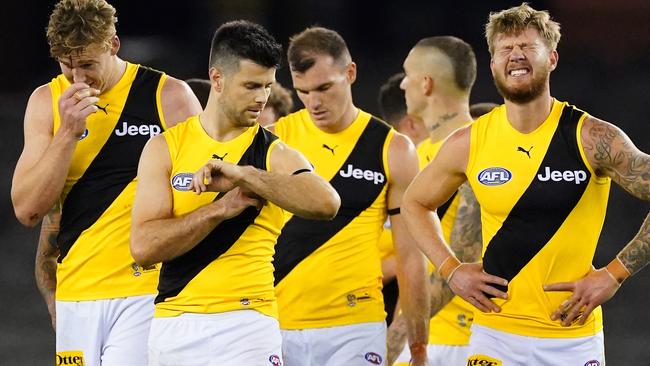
[14,206,41,227]
[315,189,341,220]
[130,235,156,267]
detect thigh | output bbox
[313,322,387,366]
[282,329,310,366]
[215,311,283,365]
[102,295,155,366]
[147,316,213,366]
[427,344,469,366]
[56,300,104,366]
[532,331,605,366]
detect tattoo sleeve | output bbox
[583,117,650,200]
[431,182,482,317]
[386,306,408,365]
[35,201,61,329]
[618,212,650,275]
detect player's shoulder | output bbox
[29,83,53,104]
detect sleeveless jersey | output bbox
[466,100,610,338]
[417,138,474,345]
[51,62,167,300]
[273,109,393,329]
[154,118,283,319]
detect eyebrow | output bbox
[58,58,99,67]
[295,82,332,94]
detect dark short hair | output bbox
[287,27,351,73]
[470,102,499,119]
[209,20,282,73]
[378,73,407,126]
[415,36,477,92]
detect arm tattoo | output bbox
[584,119,650,200]
[35,201,61,327]
[618,212,650,275]
[429,183,482,317]
[386,312,408,365]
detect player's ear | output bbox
[209,67,224,93]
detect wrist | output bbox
[437,255,461,283]
[605,257,631,285]
[409,341,427,356]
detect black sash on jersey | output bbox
[57,66,163,262]
[274,118,391,285]
[482,105,590,294]
[155,128,278,304]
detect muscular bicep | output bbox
[13,85,54,179]
[132,136,174,227]
[386,133,419,209]
[582,116,650,201]
[408,128,470,211]
[268,141,313,174]
[160,77,202,129]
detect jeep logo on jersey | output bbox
[339,164,385,185]
[478,167,512,186]
[584,361,600,366]
[114,121,161,138]
[364,352,382,364]
[537,167,587,184]
[171,173,193,191]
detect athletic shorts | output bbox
[148,309,283,366]
[466,324,605,366]
[394,343,468,366]
[56,294,155,366]
[282,321,386,366]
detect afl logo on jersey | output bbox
[78,128,89,140]
[171,173,193,191]
[268,355,282,366]
[478,167,512,186]
[364,352,382,364]
[584,361,600,366]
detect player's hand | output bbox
[543,267,620,326]
[58,83,100,140]
[192,159,244,194]
[216,186,263,219]
[447,262,508,313]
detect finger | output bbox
[79,102,99,116]
[550,308,564,321]
[543,281,575,292]
[464,295,490,313]
[479,284,508,300]
[76,96,100,109]
[61,83,91,99]
[579,303,597,325]
[475,294,502,313]
[482,273,508,287]
[562,298,586,326]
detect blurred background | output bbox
[1,0,648,364]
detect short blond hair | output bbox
[485,3,561,55]
[46,0,117,57]
[267,83,294,118]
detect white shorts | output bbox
[56,294,155,366]
[394,343,468,366]
[148,310,283,366]
[467,324,605,366]
[281,321,386,366]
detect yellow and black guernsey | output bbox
[155,119,283,318]
[416,138,474,345]
[273,109,393,329]
[51,62,168,301]
[466,100,610,338]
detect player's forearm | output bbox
[386,313,408,365]
[402,197,456,267]
[12,136,77,227]
[617,211,650,276]
[428,272,456,318]
[237,166,340,220]
[35,207,60,329]
[131,202,226,266]
[396,252,430,346]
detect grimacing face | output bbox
[218,59,275,128]
[56,39,119,93]
[291,54,355,130]
[490,27,558,104]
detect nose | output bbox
[71,68,86,84]
[307,93,322,110]
[399,76,407,90]
[509,46,526,62]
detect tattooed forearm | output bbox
[618,212,650,275]
[449,182,483,262]
[35,201,61,329]
[428,271,456,317]
[386,312,408,365]
[583,117,650,200]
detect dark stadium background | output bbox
[1,0,648,364]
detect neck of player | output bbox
[504,92,554,134]
[424,98,472,144]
